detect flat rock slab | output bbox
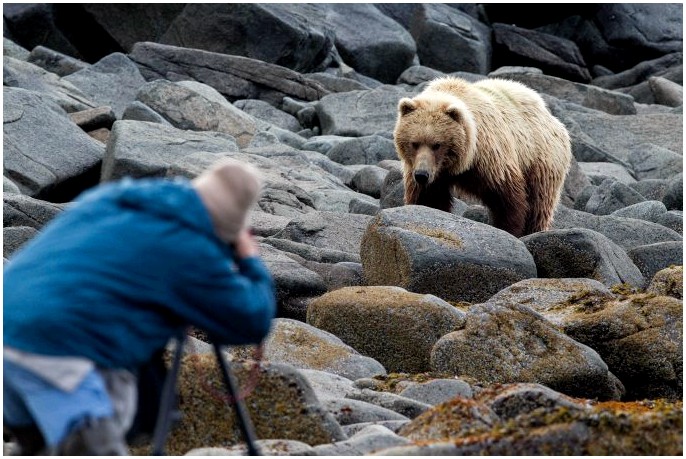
[361,205,537,303]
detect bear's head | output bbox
[393,93,476,187]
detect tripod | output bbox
[151,336,261,456]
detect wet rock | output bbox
[522,228,645,288]
[307,286,465,373]
[230,318,385,381]
[431,302,624,401]
[361,206,537,303]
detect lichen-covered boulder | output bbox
[562,293,683,400]
[361,206,537,303]
[647,265,683,299]
[136,355,346,455]
[307,286,466,373]
[229,318,386,380]
[430,303,624,401]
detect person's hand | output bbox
[234,228,259,259]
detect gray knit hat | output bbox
[192,158,262,243]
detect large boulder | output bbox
[627,241,683,281]
[430,302,624,401]
[522,228,645,288]
[3,87,103,201]
[361,206,537,303]
[307,286,466,373]
[129,42,329,105]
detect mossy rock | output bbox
[132,354,345,455]
[647,265,683,299]
[307,286,465,373]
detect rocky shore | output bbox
[3,3,683,455]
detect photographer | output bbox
[3,159,277,455]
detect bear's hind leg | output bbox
[483,182,529,237]
[523,162,563,235]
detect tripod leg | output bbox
[213,345,261,456]
[151,336,186,456]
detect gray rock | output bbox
[522,228,645,288]
[568,110,682,159]
[361,206,537,303]
[259,244,327,320]
[379,167,405,210]
[27,45,88,77]
[249,212,291,238]
[490,70,635,115]
[409,4,491,75]
[492,23,590,82]
[4,56,96,113]
[396,65,445,86]
[647,265,683,300]
[349,198,380,216]
[185,440,316,456]
[324,262,364,291]
[300,369,360,402]
[301,135,350,155]
[342,421,409,436]
[327,135,397,166]
[262,238,359,264]
[578,162,636,185]
[4,226,38,259]
[4,87,104,199]
[663,174,683,210]
[552,205,682,251]
[655,210,683,234]
[3,37,29,61]
[573,185,597,211]
[477,383,589,420]
[488,278,615,326]
[584,179,646,215]
[3,194,64,230]
[230,318,386,381]
[68,106,116,132]
[121,101,171,125]
[323,398,409,426]
[399,379,473,406]
[129,41,329,104]
[628,241,684,281]
[628,179,669,202]
[63,53,146,118]
[3,177,21,195]
[649,76,683,107]
[346,389,431,419]
[234,99,301,133]
[592,52,683,90]
[135,80,257,148]
[628,144,683,180]
[316,85,415,137]
[561,157,592,207]
[308,286,466,373]
[313,425,410,456]
[100,120,238,182]
[431,302,624,401]
[351,166,388,199]
[273,211,373,257]
[611,200,668,222]
[306,72,371,93]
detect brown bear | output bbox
[394,76,572,237]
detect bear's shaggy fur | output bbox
[394,76,572,237]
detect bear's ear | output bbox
[398,98,417,116]
[445,104,464,123]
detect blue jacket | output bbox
[4,178,276,371]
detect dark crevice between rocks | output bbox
[33,162,103,204]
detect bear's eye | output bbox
[431,143,441,151]
[411,142,419,150]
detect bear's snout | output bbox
[414,170,430,185]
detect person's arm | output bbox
[177,231,276,345]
